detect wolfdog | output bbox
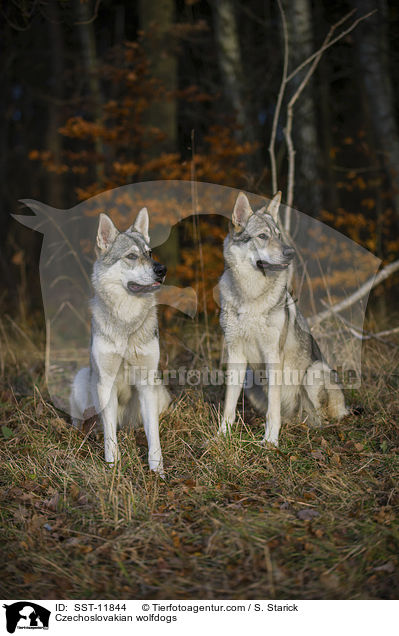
[70,208,171,474]
[219,191,348,446]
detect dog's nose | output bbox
[282,245,295,260]
[153,262,167,280]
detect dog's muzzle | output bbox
[256,245,295,272]
[153,262,167,282]
[127,263,167,294]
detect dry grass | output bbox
[0,312,398,600]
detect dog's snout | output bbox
[153,262,167,280]
[282,245,295,260]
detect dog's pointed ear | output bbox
[266,191,282,223]
[132,207,150,243]
[97,213,119,252]
[232,192,253,232]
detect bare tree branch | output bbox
[309,259,399,327]
[270,6,376,223]
[286,9,376,83]
[268,0,288,196]
[327,309,399,347]
[284,9,375,219]
[75,0,102,25]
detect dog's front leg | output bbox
[96,381,119,465]
[136,384,164,476]
[263,363,282,447]
[219,349,247,435]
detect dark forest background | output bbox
[1,0,399,317]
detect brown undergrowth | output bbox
[0,312,398,600]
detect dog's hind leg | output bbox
[157,384,171,416]
[302,361,348,425]
[70,367,91,428]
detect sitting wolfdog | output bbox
[218,191,347,446]
[70,208,170,474]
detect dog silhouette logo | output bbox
[3,602,50,633]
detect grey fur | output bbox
[70,209,170,474]
[219,192,348,446]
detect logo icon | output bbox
[3,603,50,633]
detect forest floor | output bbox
[0,311,398,600]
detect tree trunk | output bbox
[282,0,322,216]
[318,56,340,214]
[212,0,256,149]
[46,0,64,208]
[350,0,399,226]
[75,0,104,183]
[138,0,179,276]
[139,0,177,155]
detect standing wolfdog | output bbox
[70,208,170,474]
[219,191,347,446]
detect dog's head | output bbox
[94,208,167,295]
[226,191,295,272]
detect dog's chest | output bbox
[222,303,283,361]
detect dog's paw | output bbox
[151,467,165,479]
[217,419,232,436]
[261,433,279,447]
[104,450,121,467]
[149,457,165,478]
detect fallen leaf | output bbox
[297,509,320,521]
[64,537,82,547]
[1,425,13,440]
[373,561,395,574]
[9,487,23,498]
[70,484,80,500]
[13,506,29,522]
[171,531,181,549]
[331,453,341,466]
[52,417,67,432]
[303,490,317,501]
[44,492,60,511]
[77,492,89,505]
[320,572,340,590]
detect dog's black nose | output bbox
[282,245,295,260]
[153,262,167,280]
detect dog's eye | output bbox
[147,250,152,258]
[258,233,268,240]
[126,253,138,260]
